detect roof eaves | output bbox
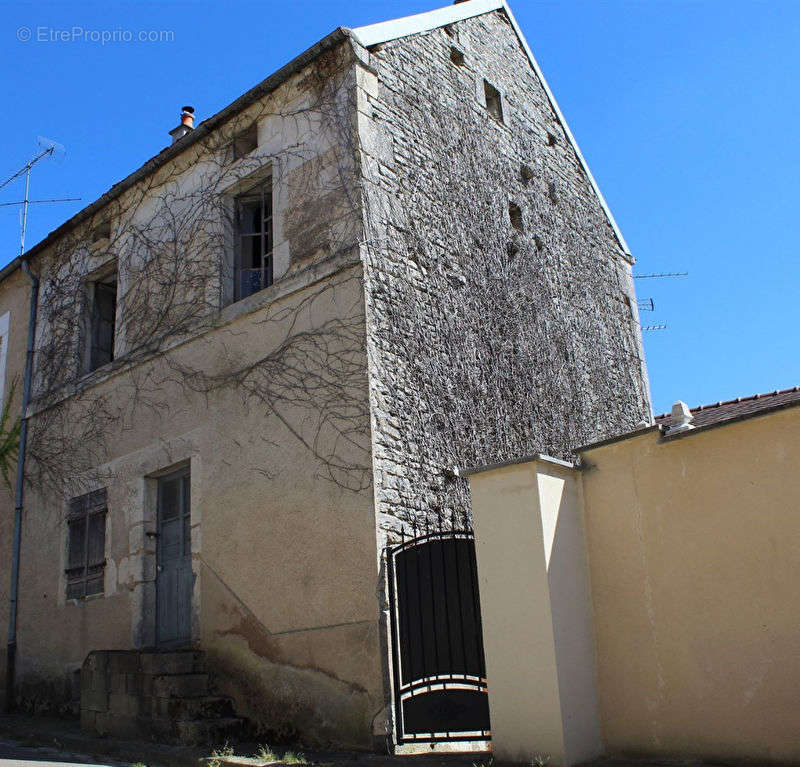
[573,423,662,454]
[0,257,21,284]
[17,26,352,267]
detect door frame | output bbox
[155,464,194,648]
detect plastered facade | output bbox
[11,40,385,746]
[0,267,33,711]
[580,408,800,763]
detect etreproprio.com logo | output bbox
[17,26,175,44]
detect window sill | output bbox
[66,592,105,606]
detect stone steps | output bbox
[81,649,247,745]
[152,672,211,698]
[153,694,236,721]
[175,716,245,746]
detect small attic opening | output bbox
[509,203,524,232]
[233,124,258,159]
[450,46,465,66]
[483,80,504,123]
[92,220,111,244]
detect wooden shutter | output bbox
[65,488,107,599]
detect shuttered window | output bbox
[65,488,107,599]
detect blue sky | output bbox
[1,0,798,415]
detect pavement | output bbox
[0,715,200,767]
[0,731,129,767]
[0,716,785,767]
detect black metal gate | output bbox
[387,517,491,744]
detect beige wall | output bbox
[8,38,386,746]
[469,457,600,767]
[15,262,383,744]
[580,407,800,763]
[0,267,33,710]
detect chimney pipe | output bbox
[181,106,195,129]
[169,105,195,145]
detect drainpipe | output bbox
[6,257,39,712]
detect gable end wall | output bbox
[357,10,652,542]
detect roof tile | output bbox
[655,386,800,430]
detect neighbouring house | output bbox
[469,386,800,765]
[1,0,651,754]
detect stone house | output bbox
[1,0,650,752]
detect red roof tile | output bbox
[655,386,800,430]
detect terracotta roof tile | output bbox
[655,386,800,430]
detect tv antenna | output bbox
[642,324,667,332]
[0,137,80,257]
[637,298,655,312]
[634,272,688,280]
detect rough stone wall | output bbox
[356,10,652,541]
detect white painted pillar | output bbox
[468,457,601,767]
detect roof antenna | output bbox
[0,137,79,257]
[634,272,688,279]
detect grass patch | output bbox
[208,742,235,767]
[255,744,278,761]
[252,744,307,765]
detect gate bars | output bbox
[387,510,491,744]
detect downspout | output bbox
[6,257,38,712]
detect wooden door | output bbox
[156,468,193,647]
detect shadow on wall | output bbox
[199,556,382,750]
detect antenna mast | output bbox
[0,137,77,257]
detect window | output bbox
[66,488,107,599]
[483,80,504,123]
[450,46,465,66]
[509,202,524,232]
[86,271,117,372]
[233,124,258,160]
[91,220,111,245]
[234,180,273,301]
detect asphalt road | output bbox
[0,736,128,767]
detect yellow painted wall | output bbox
[580,407,800,762]
[0,267,33,709]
